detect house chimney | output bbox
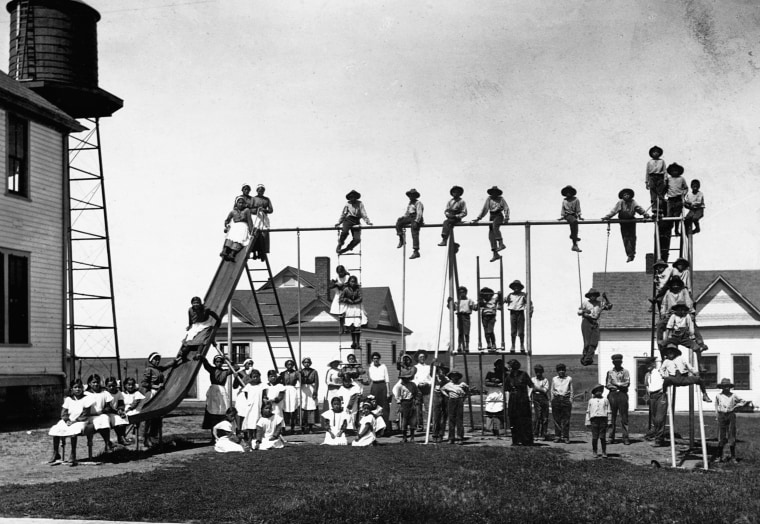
[315,256,331,301]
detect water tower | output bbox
[7,0,124,381]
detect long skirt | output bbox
[49,420,86,437]
[322,433,348,446]
[282,385,300,413]
[344,304,367,328]
[202,384,229,429]
[352,431,376,447]
[215,436,245,453]
[259,436,285,450]
[184,317,215,344]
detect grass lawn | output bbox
[2,410,760,523]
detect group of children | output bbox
[220,183,272,262]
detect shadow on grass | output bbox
[94,436,210,464]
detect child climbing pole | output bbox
[336,190,372,254]
[471,185,509,262]
[602,188,650,263]
[578,287,613,366]
[395,188,424,259]
[559,185,582,252]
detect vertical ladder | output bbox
[475,257,506,352]
[244,251,297,372]
[12,0,36,81]
[336,242,363,362]
[66,118,122,382]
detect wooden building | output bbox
[595,270,760,412]
[0,72,84,423]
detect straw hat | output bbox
[509,280,524,291]
[585,288,601,298]
[591,384,605,395]
[561,185,577,197]
[618,188,634,199]
[649,145,663,157]
[450,185,464,197]
[487,186,503,197]
[666,163,684,176]
[718,378,734,389]
[345,190,361,200]
[406,188,420,199]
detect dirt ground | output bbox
[0,407,709,487]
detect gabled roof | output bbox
[259,266,318,290]
[593,270,760,329]
[0,72,84,132]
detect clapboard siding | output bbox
[0,109,66,375]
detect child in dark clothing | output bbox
[684,179,705,234]
[442,370,469,445]
[336,190,372,254]
[478,287,501,351]
[395,188,424,259]
[602,188,650,262]
[559,185,582,252]
[645,145,667,213]
[471,186,509,262]
[438,186,467,246]
[665,163,688,235]
[448,286,477,352]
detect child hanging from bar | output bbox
[665,163,688,235]
[250,184,273,261]
[684,179,705,235]
[505,280,532,353]
[578,288,613,366]
[645,145,667,214]
[178,296,220,360]
[714,378,751,463]
[448,286,477,352]
[559,185,582,252]
[471,185,509,262]
[438,185,467,247]
[660,344,711,403]
[602,188,650,262]
[340,275,367,350]
[479,287,501,352]
[395,188,424,260]
[220,196,254,261]
[336,190,372,254]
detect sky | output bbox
[3,0,760,360]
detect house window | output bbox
[700,355,718,389]
[391,342,397,363]
[733,356,750,390]
[7,114,29,197]
[366,341,372,364]
[218,342,250,365]
[635,358,650,409]
[0,249,29,344]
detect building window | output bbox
[218,342,250,365]
[0,249,29,344]
[635,358,650,409]
[734,356,750,390]
[391,342,397,363]
[366,341,372,364]
[7,114,29,197]
[700,355,718,389]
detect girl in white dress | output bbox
[84,374,114,454]
[321,397,349,446]
[48,379,91,465]
[104,376,129,446]
[241,370,265,444]
[352,403,377,447]
[264,370,286,419]
[122,377,145,420]
[254,402,285,450]
[325,359,343,411]
[213,408,245,453]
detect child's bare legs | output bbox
[69,436,78,466]
[50,437,62,463]
[115,425,128,446]
[98,428,113,452]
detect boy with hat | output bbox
[438,186,467,247]
[336,190,373,254]
[531,364,550,441]
[665,163,689,235]
[550,363,573,443]
[670,257,691,291]
[645,145,667,212]
[471,186,510,262]
[684,179,704,235]
[659,344,711,403]
[585,384,610,458]
[448,286,478,352]
[393,356,421,442]
[602,188,650,262]
[505,280,532,353]
[559,185,582,252]
[395,188,424,259]
[441,369,469,445]
[643,357,668,446]
[657,278,707,354]
[479,287,502,351]
[714,378,750,462]
[663,301,699,352]
[431,365,450,443]
[605,354,631,445]
[578,288,613,366]
[648,259,672,313]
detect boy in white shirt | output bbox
[585,385,610,458]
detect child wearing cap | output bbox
[663,301,700,353]
[438,186,467,247]
[578,288,613,366]
[714,378,750,462]
[684,179,704,235]
[340,276,367,351]
[221,197,254,262]
[479,287,501,351]
[395,188,424,259]
[393,359,421,442]
[645,145,667,212]
[659,345,711,403]
[441,370,469,445]
[236,184,254,209]
[448,286,477,352]
[559,185,582,252]
[471,186,509,262]
[585,385,610,458]
[279,360,301,435]
[665,163,689,235]
[505,280,532,353]
[483,359,506,438]
[336,190,372,254]
[531,365,550,441]
[550,364,573,443]
[605,354,631,445]
[657,278,707,354]
[602,188,650,263]
[250,184,273,261]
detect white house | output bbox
[596,270,760,412]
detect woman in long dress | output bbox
[299,357,320,434]
[250,184,273,261]
[279,360,301,434]
[201,354,233,437]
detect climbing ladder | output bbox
[336,236,363,362]
[475,256,506,352]
[244,249,297,373]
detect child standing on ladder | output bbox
[602,188,650,262]
[448,286,477,352]
[336,190,372,254]
[340,276,367,350]
[478,287,501,352]
[250,184,273,261]
[665,163,688,235]
[471,185,509,262]
[329,265,350,333]
[505,280,531,353]
[559,185,582,252]
[684,179,705,234]
[395,188,424,259]
[645,145,667,213]
[578,288,612,366]
[438,186,467,246]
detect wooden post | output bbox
[668,385,676,468]
[227,302,233,405]
[697,385,708,470]
[525,223,532,371]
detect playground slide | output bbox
[128,240,255,424]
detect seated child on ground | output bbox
[321,397,349,446]
[254,402,285,450]
[213,407,246,453]
[352,402,377,447]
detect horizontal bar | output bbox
[267,217,682,233]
